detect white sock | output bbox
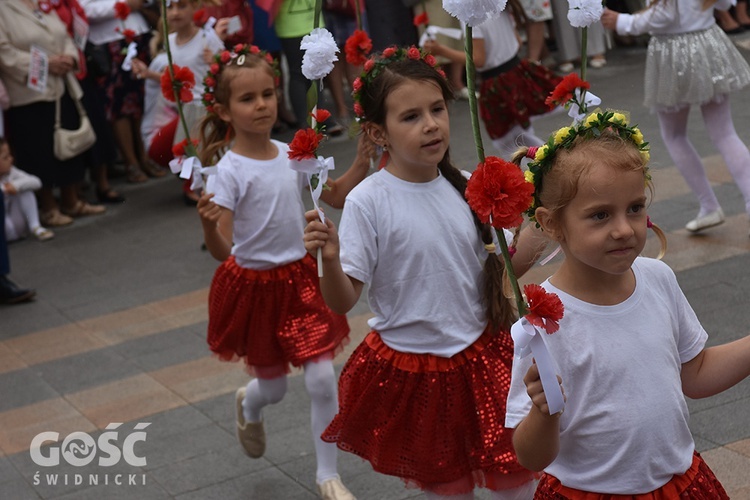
[303,359,340,484]
[18,191,42,232]
[242,375,287,423]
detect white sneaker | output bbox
[456,87,471,100]
[558,62,575,73]
[685,208,725,232]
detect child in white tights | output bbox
[603,1,750,235]
[0,139,53,242]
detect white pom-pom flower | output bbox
[300,28,339,81]
[567,0,604,28]
[442,0,507,27]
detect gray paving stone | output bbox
[174,467,317,500]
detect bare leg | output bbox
[113,117,147,183]
[525,21,547,62]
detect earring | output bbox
[382,144,388,151]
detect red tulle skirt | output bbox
[207,254,349,378]
[534,452,729,499]
[322,329,535,494]
[479,59,562,139]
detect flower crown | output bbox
[201,44,278,114]
[524,110,651,221]
[351,45,444,120]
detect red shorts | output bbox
[534,452,729,499]
[207,254,349,378]
[322,328,535,494]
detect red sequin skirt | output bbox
[534,452,729,499]
[207,255,349,378]
[479,60,562,139]
[322,329,535,494]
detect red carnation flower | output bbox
[288,128,323,161]
[413,12,429,26]
[193,8,208,28]
[114,1,130,20]
[465,156,534,229]
[122,28,136,44]
[382,46,396,58]
[172,138,199,157]
[344,29,373,66]
[523,284,564,334]
[545,73,590,108]
[406,46,421,60]
[311,108,331,125]
[161,65,195,103]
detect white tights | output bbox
[423,479,537,500]
[657,97,750,217]
[241,359,340,484]
[491,124,545,159]
[4,191,42,241]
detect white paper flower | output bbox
[442,0,507,27]
[300,28,339,81]
[567,0,604,28]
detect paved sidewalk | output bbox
[1,39,750,499]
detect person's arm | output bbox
[681,336,750,399]
[423,37,486,68]
[303,209,364,313]
[8,167,42,193]
[318,134,373,209]
[511,361,563,471]
[197,192,234,262]
[602,1,677,36]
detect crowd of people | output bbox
[3,1,750,500]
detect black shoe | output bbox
[0,276,36,304]
[96,189,126,204]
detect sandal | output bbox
[126,164,148,183]
[96,189,126,204]
[40,209,74,227]
[61,200,106,217]
[141,161,168,178]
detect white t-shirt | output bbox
[505,257,708,494]
[339,168,500,357]
[616,0,733,36]
[467,12,519,71]
[209,143,308,270]
[141,52,178,149]
[168,29,225,98]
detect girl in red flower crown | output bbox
[505,111,750,498]
[303,46,549,499]
[194,45,372,499]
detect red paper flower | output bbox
[413,12,429,26]
[288,128,323,161]
[465,156,534,229]
[114,1,130,20]
[172,138,199,157]
[523,284,564,334]
[311,108,331,125]
[193,8,208,27]
[353,102,364,118]
[364,58,375,72]
[545,73,590,108]
[406,46,421,60]
[344,29,373,66]
[161,65,195,103]
[382,46,396,58]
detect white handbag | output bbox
[53,73,96,161]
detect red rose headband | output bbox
[201,44,278,114]
[351,45,445,120]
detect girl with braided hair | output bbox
[303,47,548,499]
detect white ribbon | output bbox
[569,88,601,125]
[120,42,138,71]
[511,317,565,415]
[205,17,217,31]
[418,25,464,48]
[168,156,217,191]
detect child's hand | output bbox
[197,192,221,225]
[356,134,376,165]
[202,47,214,65]
[214,18,230,41]
[2,182,17,195]
[130,59,147,80]
[524,360,565,416]
[601,8,618,31]
[423,39,442,56]
[304,209,340,261]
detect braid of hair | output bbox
[198,113,231,167]
[437,155,516,332]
